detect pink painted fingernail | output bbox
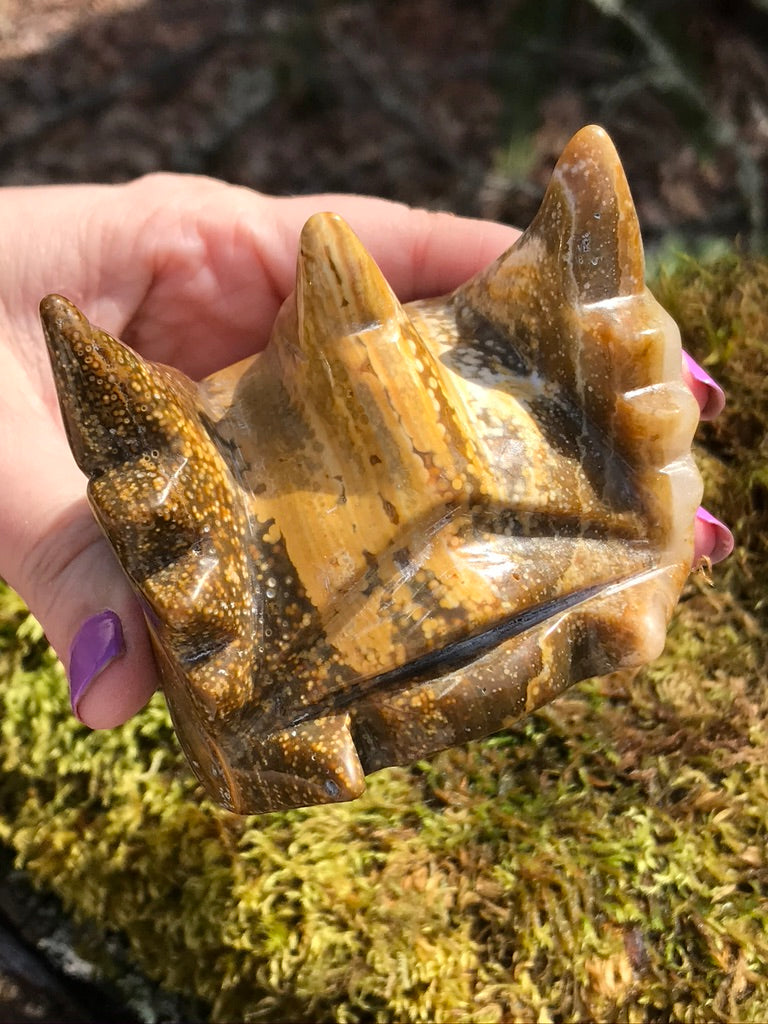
[68,610,125,720]
[682,352,726,420]
[694,507,734,564]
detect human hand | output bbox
[0,174,733,729]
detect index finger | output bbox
[265,193,522,302]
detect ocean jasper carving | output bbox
[41,126,702,813]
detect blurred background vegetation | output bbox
[0,2,766,1022]
[0,0,765,251]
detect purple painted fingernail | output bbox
[68,610,125,719]
[682,352,726,420]
[694,507,734,565]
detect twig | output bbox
[587,0,765,246]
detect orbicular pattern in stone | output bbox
[41,125,703,813]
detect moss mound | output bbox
[1,252,767,1022]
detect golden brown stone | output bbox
[40,126,702,812]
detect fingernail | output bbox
[682,352,726,420]
[694,507,734,565]
[68,610,125,719]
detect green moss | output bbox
[1,252,767,1021]
[655,252,768,578]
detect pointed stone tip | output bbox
[547,124,644,300]
[40,292,165,478]
[297,211,369,275]
[40,292,76,319]
[559,124,618,165]
[40,294,98,389]
[295,210,401,342]
[39,293,91,348]
[300,210,350,245]
[41,293,143,379]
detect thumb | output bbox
[0,365,158,727]
[5,495,158,729]
[27,506,158,729]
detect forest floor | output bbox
[0,0,766,249]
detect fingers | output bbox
[14,504,158,729]
[269,194,522,301]
[681,352,732,565]
[110,176,522,376]
[694,507,734,565]
[682,351,725,420]
[0,372,158,727]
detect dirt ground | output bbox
[0,0,766,249]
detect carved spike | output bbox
[536,122,644,302]
[351,564,676,774]
[41,298,258,713]
[412,122,701,573]
[296,211,406,347]
[40,294,177,476]
[277,211,480,500]
[216,214,487,632]
[248,714,365,809]
[449,125,647,381]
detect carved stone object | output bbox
[41,126,703,812]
